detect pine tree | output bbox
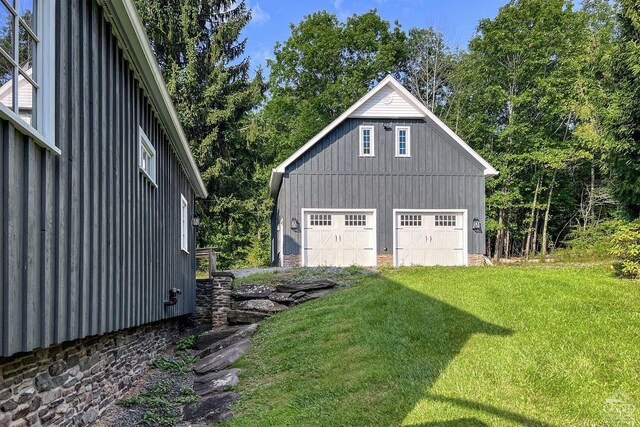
[134,0,268,267]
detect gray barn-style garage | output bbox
[269,76,498,267]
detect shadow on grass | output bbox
[231,272,553,426]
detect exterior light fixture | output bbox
[192,216,201,227]
[383,123,392,130]
[291,218,300,231]
[472,218,482,233]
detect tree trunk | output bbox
[541,170,557,259]
[525,175,542,260]
[505,229,511,259]
[584,163,595,231]
[493,209,504,262]
[532,209,540,256]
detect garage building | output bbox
[269,76,498,267]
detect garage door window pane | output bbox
[435,215,456,227]
[345,214,366,226]
[400,214,422,227]
[310,214,332,226]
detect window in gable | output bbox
[396,126,411,157]
[359,125,374,157]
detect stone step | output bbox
[196,324,258,359]
[194,339,250,375]
[193,369,240,397]
[234,299,288,313]
[183,391,240,423]
[292,288,334,305]
[230,284,273,300]
[196,326,245,350]
[275,279,336,293]
[227,310,269,324]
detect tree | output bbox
[263,10,408,162]
[450,0,596,259]
[403,27,459,119]
[134,0,269,267]
[607,0,640,218]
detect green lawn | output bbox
[226,266,639,426]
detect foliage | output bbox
[134,0,270,268]
[175,334,200,355]
[610,220,640,278]
[263,10,408,163]
[553,219,622,261]
[152,355,199,374]
[228,266,640,426]
[606,0,640,217]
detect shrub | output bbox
[610,220,640,279]
[554,220,622,262]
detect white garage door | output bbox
[395,211,466,266]
[303,210,376,267]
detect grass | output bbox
[226,265,639,426]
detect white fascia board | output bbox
[103,0,208,198]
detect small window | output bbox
[139,127,157,185]
[396,126,411,157]
[435,214,457,227]
[345,214,367,227]
[359,125,374,157]
[309,214,332,226]
[180,194,188,252]
[400,214,422,227]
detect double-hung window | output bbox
[359,125,374,157]
[396,126,411,157]
[138,127,157,186]
[180,194,188,253]
[0,0,56,153]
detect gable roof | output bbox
[269,75,498,198]
[102,0,207,198]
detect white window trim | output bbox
[138,126,157,186]
[395,126,411,157]
[359,125,375,157]
[180,194,189,253]
[0,0,58,154]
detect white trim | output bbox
[103,0,207,198]
[395,126,411,157]
[359,125,375,157]
[300,208,377,267]
[138,126,157,186]
[269,75,498,197]
[180,194,189,253]
[392,209,468,267]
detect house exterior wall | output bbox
[0,0,197,358]
[272,118,487,265]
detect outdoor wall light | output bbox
[472,217,482,233]
[192,216,201,227]
[383,123,392,130]
[291,218,300,231]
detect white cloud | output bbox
[249,2,270,25]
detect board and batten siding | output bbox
[275,118,486,258]
[0,1,196,358]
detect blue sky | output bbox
[242,0,507,75]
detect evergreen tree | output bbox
[608,0,640,218]
[134,0,269,267]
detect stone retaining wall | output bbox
[468,254,485,266]
[194,273,234,329]
[0,318,184,427]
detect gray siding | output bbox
[0,1,196,358]
[275,118,486,258]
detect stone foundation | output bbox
[468,253,485,266]
[282,254,301,267]
[0,318,184,427]
[194,273,234,328]
[376,254,393,266]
